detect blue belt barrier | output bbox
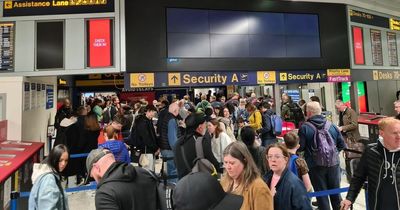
[70,153,89,158]
[307,187,349,198]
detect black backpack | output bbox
[142,168,174,210]
[288,103,305,127]
[181,136,218,177]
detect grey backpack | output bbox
[182,136,217,177]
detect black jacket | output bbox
[264,169,312,210]
[95,162,158,210]
[135,114,159,153]
[346,141,400,210]
[174,131,220,178]
[258,109,276,140]
[158,112,180,150]
[54,107,73,129]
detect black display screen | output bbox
[36,21,64,69]
[167,8,321,58]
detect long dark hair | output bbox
[47,144,69,174]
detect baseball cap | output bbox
[173,172,243,210]
[185,112,207,129]
[85,148,111,181]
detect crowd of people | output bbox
[28,91,400,210]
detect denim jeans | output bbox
[309,164,342,210]
[161,150,178,184]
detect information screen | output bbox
[352,26,365,65]
[87,19,113,68]
[36,21,64,69]
[370,29,383,66]
[0,23,14,71]
[387,32,398,66]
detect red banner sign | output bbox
[352,27,365,65]
[88,19,112,68]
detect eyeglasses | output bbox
[266,155,285,160]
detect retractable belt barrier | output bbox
[9,152,369,210]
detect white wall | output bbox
[0,76,23,140]
[21,77,57,146]
[307,82,338,123]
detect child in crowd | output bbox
[236,117,245,141]
[283,131,313,192]
[98,125,130,164]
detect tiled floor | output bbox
[67,156,367,210]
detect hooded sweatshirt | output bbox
[95,162,158,210]
[298,115,346,168]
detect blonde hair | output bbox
[378,117,400,131]
[221,141,260,194]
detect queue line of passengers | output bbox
[29,93,400,210]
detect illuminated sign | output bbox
[278,70,327,83]
[349,9,389,28]
[390,18,400,31]
[178,72,250,86]
[327,69,351,82]
[352,27,365,65]
[58,78,67,85]
[88,19,112,68]
[0,23,14,71]
[3,0,114,17]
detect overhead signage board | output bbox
[351,69,400,81]
[327,69,351,82]
[349,9,389,28]
[2,0,114,17]
[278,70,327,84]
[161,72,256,87]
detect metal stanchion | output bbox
[364,182,369,210]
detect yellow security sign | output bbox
[168,73,181,86]
[130,73,155,88]
[373,70,379,80]
[280,73,288,81]
[257,71,276,84]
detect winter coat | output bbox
[174,131,220,178]
[134,114,159,153]
[95,162,158,210]
[346,140,400,210]
[298,115,346,168]
[258,109,276,140]
[99,140,130,164]
[340,107,361,141]
[264,169,312,210]
[158,112,180,150]
[29,164,69,210]
[220,176,273,210]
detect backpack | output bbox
[305,121,339,167]
[287,103,305,127]
[126,115,143,149]
[142,168,174,210]
[181,136,218,177]
[102,107,112,124]
[288,154,299,177]
[269,114,283,136]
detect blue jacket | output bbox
[258,109,276,140]
[264,169,312,210]
[298,115,345,168]
[29,172,69,210]
[99,140,130,164]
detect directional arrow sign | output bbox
[168,73,181,86]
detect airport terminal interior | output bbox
[1,0,400,209]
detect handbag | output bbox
[344,137,365,159]
[139,147,150,167]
